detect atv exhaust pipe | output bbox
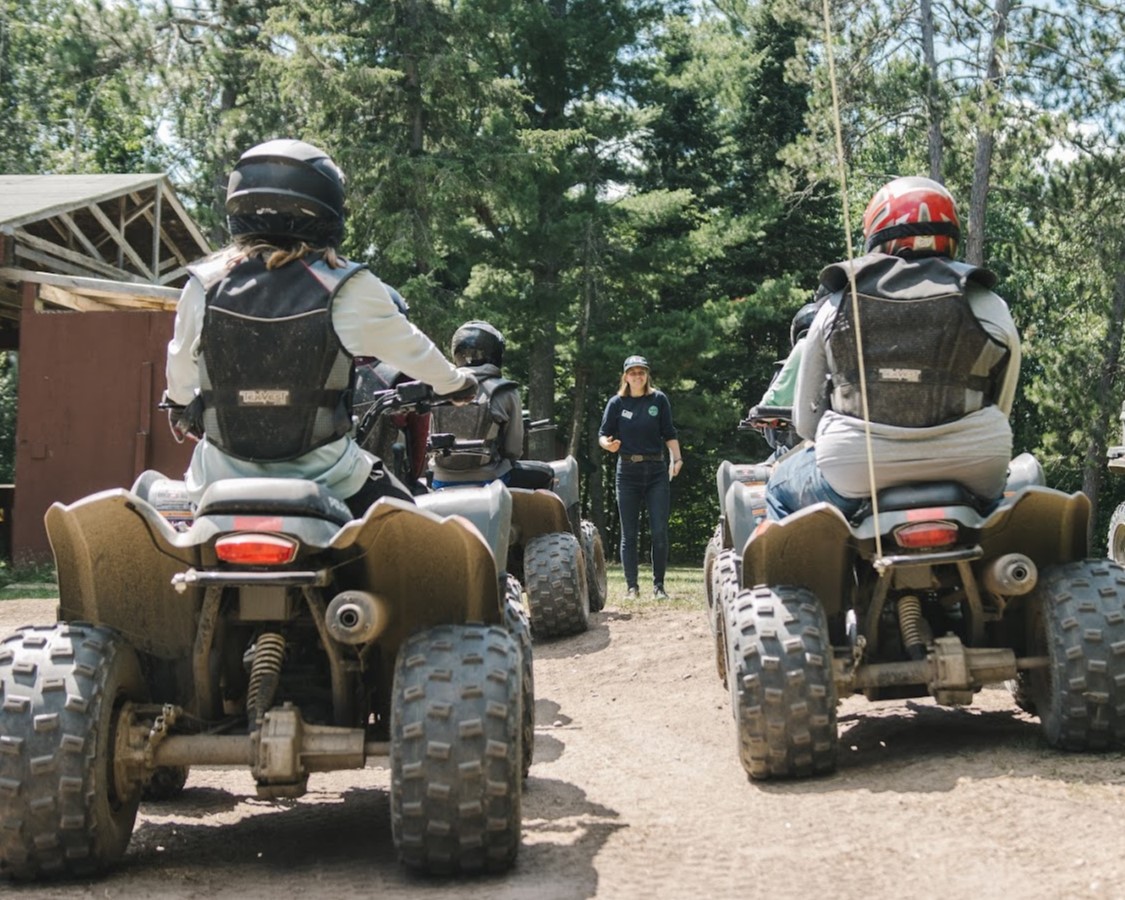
[982,553,1038,596]
[325,591,390,644]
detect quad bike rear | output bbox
[1105,400,1125,562]
[428,431,608,640]
[713,451,1125,779]
[0,383,533,879]
[703,405,799,683]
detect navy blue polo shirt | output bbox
[599,391,677,457]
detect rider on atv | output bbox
[162,138,476,517]
[765,175,1022,521]
[428,320,555,491]
[743,296,824,456]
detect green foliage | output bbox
[3,0,1125,564]
[0,354,17,484]
[0,558,58,599]
[0,0,166,173]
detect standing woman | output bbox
[598,355,683,599]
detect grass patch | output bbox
[0,560,58,600]
[606,564,705,612]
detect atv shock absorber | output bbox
[247,633,286,727]
[896,595,927,661]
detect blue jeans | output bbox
[432,470,512,490]
[766,445,863,521]
[615,460,670,589]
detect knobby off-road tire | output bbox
[725,585,838,779]
[1107,502,1125,566]
[390,624,522,874]
[524,532,589,640]
[710,548,742,687]
[703,522,723,608]
[1027,560,1125,751]
[1005,673,1037,716]
[580,521,608,613]
[503,576,535,779]
[0,623,147,879]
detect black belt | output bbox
[623,454,664,463]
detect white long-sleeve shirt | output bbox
[166,258,468,503]
[794,278,1021,499]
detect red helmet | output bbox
[862,176,960,258]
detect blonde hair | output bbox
[617,369,655,397]
[233,238,343,270]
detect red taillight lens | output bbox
[893,521,959,549]
[215,533,298,565]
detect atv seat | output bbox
[852,481,990,523]
[508,460,555,491]
[196,478,353,526]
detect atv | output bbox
[0,382,532,879]
[1105,400,1125,563]
[704,404,797,684]
[713,449,1125,780]
[428,431,608,640]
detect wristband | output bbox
[673,458,682,464]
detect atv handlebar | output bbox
[354,381,453,445]
[427,433,491,457]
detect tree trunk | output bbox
[527,317,558,460]
[1082,267,1125,550]
[920,0,943,181]
[966,0,1011,266]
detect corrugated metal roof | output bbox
[0,174,166,227]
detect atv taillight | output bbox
[215,533,298,565]
[893,521,959,550]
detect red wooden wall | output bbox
[12,285,193,562]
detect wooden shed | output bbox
[0,174,212,562]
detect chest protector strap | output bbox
[193,252,364,462]
[823,255,1009,428]
[429,376,517,470]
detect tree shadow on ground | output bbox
[66,769,623,899]
[531,611,617,660]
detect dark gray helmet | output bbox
[226,139,346,246]
[790,301,820,347]
[451,321,504,367]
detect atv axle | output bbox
[833,637,1048,705]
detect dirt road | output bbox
[3,594,1125,900]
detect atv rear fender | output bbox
[500,456,581,547]
[549,456,581,509]
[509,487,572,547]
[46,481,511,663]
[729,484,1090,619]
[718,460,772,550]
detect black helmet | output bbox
[226,139,346,246]
[790,301,819,347]
[451,321,504,368]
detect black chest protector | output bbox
[822,254,1010,428]
[429,374,517,470]
[193,252,364,462]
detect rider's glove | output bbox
[160,392,205,442]
[442,370,479,406]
